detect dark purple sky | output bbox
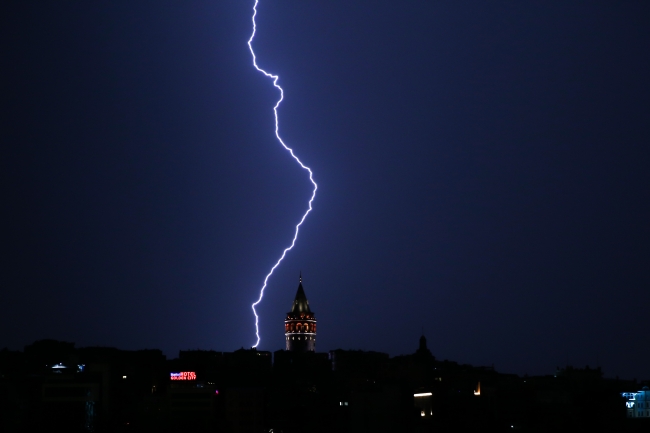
[2,1,649,379]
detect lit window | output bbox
[122,375,127,379]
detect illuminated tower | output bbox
[285,274,316,352]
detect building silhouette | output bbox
[0,276,645,432]
[284,274,316,352]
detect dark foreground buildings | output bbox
[1,278,648,432]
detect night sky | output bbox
[3,1,650,379]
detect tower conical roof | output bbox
[290,275,311,314]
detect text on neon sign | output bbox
[170,371,197,381]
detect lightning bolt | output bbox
[247,0,318,348]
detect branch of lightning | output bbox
[247,0,317,348]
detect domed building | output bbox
[285,274,316,352]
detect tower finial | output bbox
[299,271,302,283]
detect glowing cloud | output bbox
[247,0,318,348]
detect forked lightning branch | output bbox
[247,0,318,348]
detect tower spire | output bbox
[285,274,316,352]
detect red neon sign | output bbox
[170,371,197,381]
